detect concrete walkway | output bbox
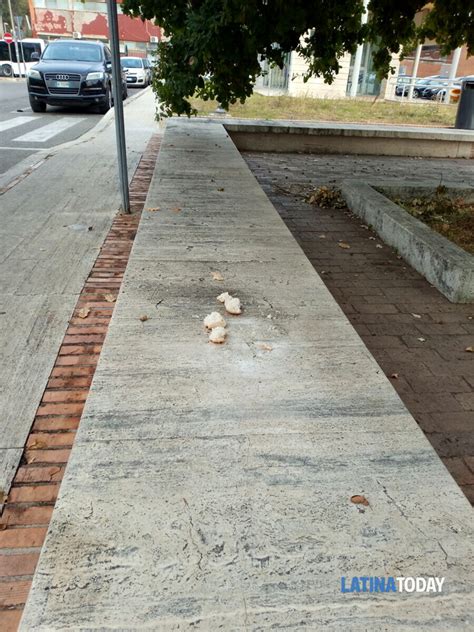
[21,119,474,629]
[0,89,158,507]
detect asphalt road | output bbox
[0,78,104,175]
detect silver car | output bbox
[120,56,151,87]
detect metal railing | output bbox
[386,76,462,104]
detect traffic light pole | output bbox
[7,0,20,80]
[105,0,130,213]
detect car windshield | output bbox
[43,42,102,62]
[121,58,143,68]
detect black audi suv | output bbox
[27,39,127,113]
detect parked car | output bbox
[395,76,411,96]
[394,75,441,98]
[120,56,151,87]
[26,39,127,114]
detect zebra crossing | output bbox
[0,114,87,144]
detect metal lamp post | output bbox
[105,0,130,213]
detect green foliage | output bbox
[121,0,474,116]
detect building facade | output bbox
[27,0,161,56]
[255,44,399,100]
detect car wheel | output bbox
[413,89,420,99]
[98,85,112,114]
[29,97,46,113]
[1,63,13,77]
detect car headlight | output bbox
[27,69,41,79]
[86,71,104,81]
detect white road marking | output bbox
[13,117,85,143]
[0,146,41,151]
[0,116,37,133]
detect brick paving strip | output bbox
[0,134,161,630]
[244,152,474,506]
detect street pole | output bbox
[444,46,462,104]
[7,0,20,80]
[407,44,422,100]
[349,0,369,98]
[105,0,130,213]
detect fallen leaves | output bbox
[390,373,399,379]
[256,343,273,352]
[77,307,90,319]
[171,206,181,213]
[466,346,473,353]
[211,271,224,282]
[411,313,422,319]
[139,315,149,322]
[104,293,116,303]
[338,241,351,250]
[147,206,160,212]
[351,495,369,506]
[28,439,47,450]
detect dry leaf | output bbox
[28,439,47,450]
[139,315,149,322]
[351,495,369,506]
[256,343,273,352]
[375,244,383,249]
[217,187,225,192]
[338,242,351,250]
[104,293,116,303]
[411,313,422,319]
[211,271,224,282]
[78,307,90,319]
[48,466,61,481]
[390,373,399,379]
[318,234,326,239]
[147,206,160,212]
[171,206,181,213]
[417,337,426,342]
[466,346,473,353]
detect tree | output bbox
[122,0,474,116]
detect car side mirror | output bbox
[105,61,112,70]
[31,52,40,61]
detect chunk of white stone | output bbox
[209,326,227,344]
[203,312,226,330]
[217,292,232,303]
[225,296,242,315]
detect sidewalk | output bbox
[20,119,474,629]
[0,89,158,509]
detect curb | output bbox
[0,86,153,195]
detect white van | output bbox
[0,38,47,77]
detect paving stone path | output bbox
[244,152,474,504]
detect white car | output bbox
[120,56,151,87]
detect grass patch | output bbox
[190,93,456,127]
[390,187,474,255]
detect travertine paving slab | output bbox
[21,119,474,630]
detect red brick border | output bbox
[0,134,161,630]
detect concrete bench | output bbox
[21,119,474,630]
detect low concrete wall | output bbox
[341,181,474,303]
[223,120,474,158]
